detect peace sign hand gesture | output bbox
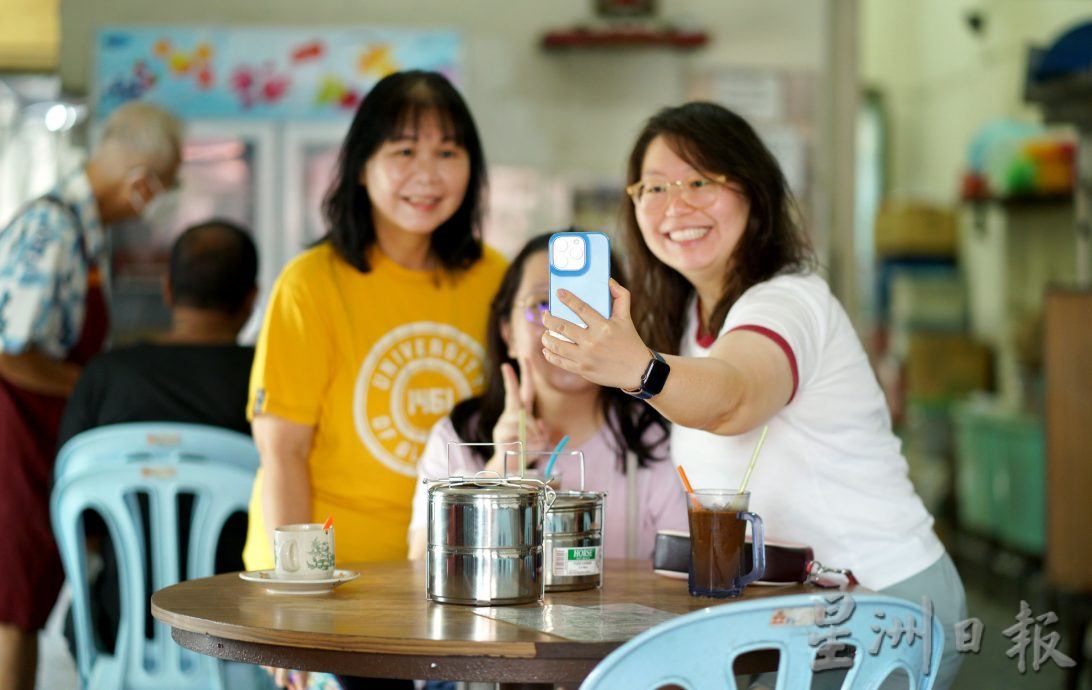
[486,358,551,475]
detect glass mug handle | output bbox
[737,511,765,586]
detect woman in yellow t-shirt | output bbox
[243,69,505,600]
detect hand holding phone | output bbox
[548,232,611,342]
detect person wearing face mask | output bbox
[242,71,505,690]
[0,100,182,690]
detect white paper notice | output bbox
[472,604,677,642]
[758,125,807,194]
[710,70,784,122]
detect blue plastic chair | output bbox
[55,422,260,479]
[579,593,945,690]
[51,423,260,690]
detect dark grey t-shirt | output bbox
[59,342,255,448]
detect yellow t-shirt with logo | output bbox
[242,242,507,570]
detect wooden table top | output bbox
[151,559,843,683]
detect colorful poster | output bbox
[94,27,462,119]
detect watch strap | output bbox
[623,350,667,400]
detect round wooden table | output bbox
[151,559,834,684]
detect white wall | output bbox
[59,1,826,188]
[861,0,1092,203]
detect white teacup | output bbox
[274,523,335,580]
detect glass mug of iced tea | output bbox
[686,490,765,598]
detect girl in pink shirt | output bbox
[409,231,687,559]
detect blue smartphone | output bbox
[548,232,611,341]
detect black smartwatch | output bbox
[623,350,670,400]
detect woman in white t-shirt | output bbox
[541,103,966,690]
[408,231,688,561]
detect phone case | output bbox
[549,232,611,337]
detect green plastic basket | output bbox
[954,408,997,534]
[994,416,1045,554]
[953,404,1045,554]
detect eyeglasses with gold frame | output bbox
[625,174,733,212]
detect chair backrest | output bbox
[579,592,945,690]
[51,423,259,690]
[56,422,259,479]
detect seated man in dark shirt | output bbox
[58,218,258,655]
[59,218,258,441]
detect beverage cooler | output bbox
[109,119,348,343]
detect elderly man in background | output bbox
[0,101,182,690]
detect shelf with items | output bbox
[898,333,992,524]
[869,202,991,525]
[940,197,1077,567]
[958,196,1077,413]
[961,192,1074,208]
[870,202,982,414]
[540,0,709,51]
[541,23,708,50]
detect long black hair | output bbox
[623,102,815,355]
[320,70,487,274]
[450,230,669,469]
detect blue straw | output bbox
[543,435,570,479]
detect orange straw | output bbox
[677,465,701,509]
[322,515,333,533]
[676,465,695,493]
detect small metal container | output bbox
[426,479,547,605]
[544,490,605,592]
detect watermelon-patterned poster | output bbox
[94,27,462,119]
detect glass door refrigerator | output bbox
[281,120,350,259]
[108,120,278,344]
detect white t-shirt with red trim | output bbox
[671,272,944,590]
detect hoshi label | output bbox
[553,546,600,576]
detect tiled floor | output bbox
[36,585,78,690]
[946,531,1090,690]
[950,584,1080,689]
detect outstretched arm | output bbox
[541,281,793,436]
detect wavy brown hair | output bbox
[623,102,815,355]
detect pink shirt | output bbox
[410,415,688,559]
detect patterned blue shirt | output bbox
[0,171,108,358]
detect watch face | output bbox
[643,357,670,396]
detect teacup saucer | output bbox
[239,568,360,595]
